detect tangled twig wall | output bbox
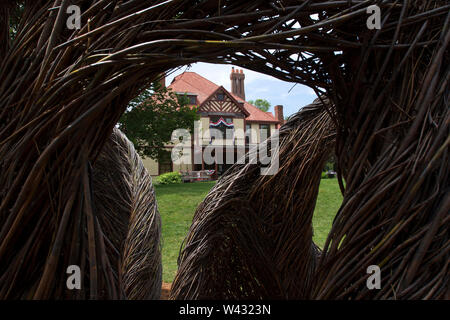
[0,1,448,299]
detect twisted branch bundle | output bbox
[92,128,162,300]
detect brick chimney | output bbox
[274,105,284,126]
[230,67,245,100]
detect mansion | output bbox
[142,68,284,177]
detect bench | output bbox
[181,170,215,182]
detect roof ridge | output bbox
[172,71,219,91]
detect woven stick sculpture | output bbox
[0,1,448,299]
[92,128,162,300]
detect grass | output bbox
[312,178,343,247]
[154,178,342,283]
[155,181,216,283]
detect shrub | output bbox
[157,171,182,185]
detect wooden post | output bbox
[214,161,218,180]
[201,147,205,170]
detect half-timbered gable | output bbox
[198,86,249,117]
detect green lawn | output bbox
[312,178,343,247]
[154,178,342,283]
[155,181,216,283]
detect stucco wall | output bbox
[270,124,276,137]
[234,118,245,146]
[250,123,260,144]
[142,157,159,176]
[200,117,210,145]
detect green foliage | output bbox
[248,98,271,112]
[118,81,199,161]
[8,2,24,41]
[156,171,182,185]
[323,154,336,172]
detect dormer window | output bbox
[217,92,225,101]
[176,92,197,105]
[188,95,197,104]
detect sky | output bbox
[165,62,317,118]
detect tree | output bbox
[118,82,199,161]
[248,98,271,112]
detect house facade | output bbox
[142,68,284,177]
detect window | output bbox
[176,93,196,105]
[158,149,172,175]
[188,95,196,104]
[245,124,251,144]
[210,116,234,140]
[259,124,270,142]
[217,92,225,101]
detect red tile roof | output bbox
[169,72,218,105]
[169,72,279,123]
